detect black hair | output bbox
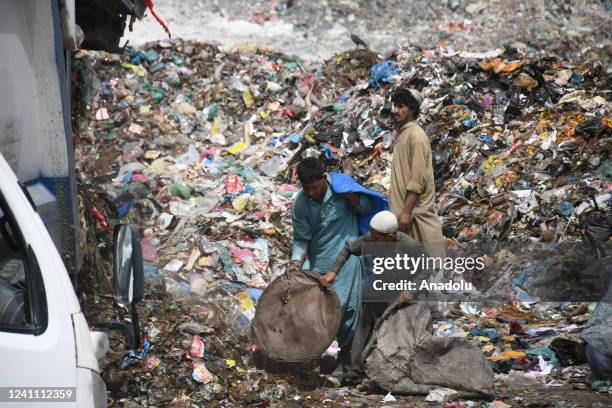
[297,157,326,184]
[391,88,420,118]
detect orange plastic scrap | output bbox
[479,58,501,72]
[424,49,436,59]
[501,60,527,73]
[558,124,576,139]
[479,58,527,74]
[487,350,527,361]
[325,143,338,154]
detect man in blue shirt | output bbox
[289,157,372,366]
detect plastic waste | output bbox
[425,388,458,403]
[169,183,191,199]
[493,90,510,125]
[192,362,213,383]
[369,60,399,87]
[259,156,286,177]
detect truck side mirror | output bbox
[113,224,144,306]
[94,224,145,350]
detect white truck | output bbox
[0,153,146,407]
[0,0,152,406]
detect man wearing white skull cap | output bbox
[319,210,428,384]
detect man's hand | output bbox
[319,272,337,289]
[398,210,411,232]
[397,290,414,305]
[287,260,302,274]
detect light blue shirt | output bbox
[291,180,372,348]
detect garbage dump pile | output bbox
[72,38,611,406]
[132,0,612,63]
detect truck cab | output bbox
[0,153,116,407]
[0,151,145,407]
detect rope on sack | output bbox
[145,0,172,39]
[281,273,292,304]
[281,251,308,304]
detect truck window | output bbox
[0,194,45,334]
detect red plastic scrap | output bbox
[91,207,112,234]
[510,321,528,337]
[278,108,296,119]
[508,140,523,156]
[145,0,172,39]
[443,403,468,408]
[225,174,244,195]
[370,143,384,160]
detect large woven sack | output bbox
[252,270,342,362]
[362,301,495,397]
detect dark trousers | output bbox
[586,343,612,380]
[349,302,388,372]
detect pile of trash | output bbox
[72,40,344,405]
[129,0,612,63]
[72,37,611,406]
[298,45,611,300]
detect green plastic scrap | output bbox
[233,168,256,182]
[148,87,166,102]
[334,102,346,112]
[216,244,250,282]
[206,104,219,121]
[526,346,559,367]
[595,159,612,181]
[169,183,191,200]
[591,379,612,392]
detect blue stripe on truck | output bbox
[50,0,81,275]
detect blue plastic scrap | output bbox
[512,265,533,290]
[480,135,493,144]
[329,172,389,236]
[118,201,132,219]
[469,328,501,340]
[463,118,477,128]
[128,339,151,360]
[369,60,399,87]
[247,288,264,304]
[322,144,334,159]
[554,201,574,218]
[289,133,301,144]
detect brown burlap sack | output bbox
[252,270,342,362]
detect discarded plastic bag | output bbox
[369,60,398,87]
[252,269,341,362]
[575,116,604,138]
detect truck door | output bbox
[0,160,79,407]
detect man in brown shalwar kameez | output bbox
[389,88,445,259]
